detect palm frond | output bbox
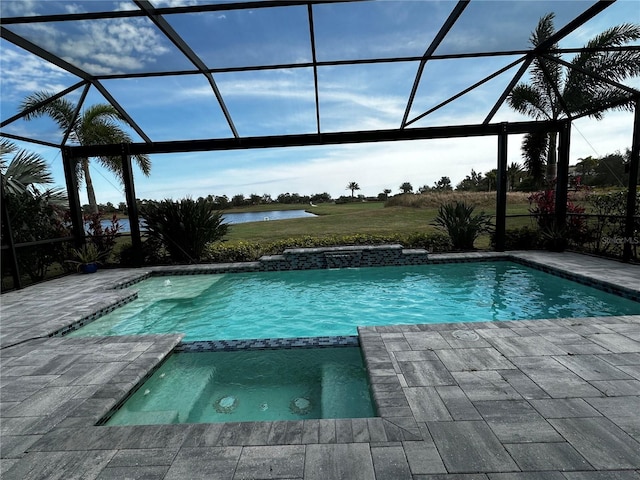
[20,91,78,137]
[32,186,69,207]
[564,24,640,116]
[507,84,551,120]
[80,104,124,127]
[1,148,54,196]
[0,138,18,161]
[134,154,152,176]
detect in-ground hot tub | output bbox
[104,346,376,425]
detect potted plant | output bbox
[66,243,104,273]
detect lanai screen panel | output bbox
[1,0,638,147]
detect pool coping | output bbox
[2,250,640,478]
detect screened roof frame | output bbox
[2,0,640,289]
[2,0,639,152]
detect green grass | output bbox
[224,199,533,245]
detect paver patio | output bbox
[1,251,639,479]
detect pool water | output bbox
[70,261,640,341]
[105,347,375,425]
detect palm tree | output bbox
[399,182,413,194]
[346,181,360,198]
[20,91,151,213]
[506,162,524,191]
[507,13,640,184]
[0,139,66,204]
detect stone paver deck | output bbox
[1,251,639,479]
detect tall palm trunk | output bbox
[81,157,98,213]
[545,131,558,182]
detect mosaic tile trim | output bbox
[112,272,151,290]
[175,335,360,352]
[51,291,139,337]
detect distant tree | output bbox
[262,193,273,204]
[346,181,360,198]
[249,193,262,205]
[484,169,498,192]
[377,189,393,201]
[433,176,453,191]
[507,163,524,191]
[456,169,484,191]
[399,182,413,194]
[310,192,332,203]
[418,185,431,194]
[231,194,246,207]
[575,156,598,178]
[592,151,628,187]
[118,201,127,214]
[214,195,229,208]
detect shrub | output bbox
[585,190,640,257]
[432,201,493,250]
[116,237,167,266]
[3,192,70,281]
[491,226,541,250]
[203,232,452,263]
[82,211,122,261]
[141,197,229,262]
[528,189,586,236]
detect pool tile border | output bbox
[51,291,140,338]
[175,335,360,352]
[510,256,640,301]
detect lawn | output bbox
[224,195,534,246]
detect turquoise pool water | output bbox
[70,261,640,341]
[105,347,375,425]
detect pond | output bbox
[100,209,317,232]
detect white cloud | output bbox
[0,48,71,100]
[151,0,200,7]
[1,0,39,16]
[10,16,171,75]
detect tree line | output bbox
[89,146,636,215]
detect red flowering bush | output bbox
[528,188,587,244]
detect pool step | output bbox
[320,363,354,418]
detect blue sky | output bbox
[1,0,639,206]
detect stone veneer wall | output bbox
[260,244,429,271]
[148,245,431,277]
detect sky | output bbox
[1,0,639,207]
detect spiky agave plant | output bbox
[141,197,229,262]
[432,201,493,250]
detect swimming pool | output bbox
[104,347,375,425]
[68,261,640,341]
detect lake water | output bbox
[102,209,316,232]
